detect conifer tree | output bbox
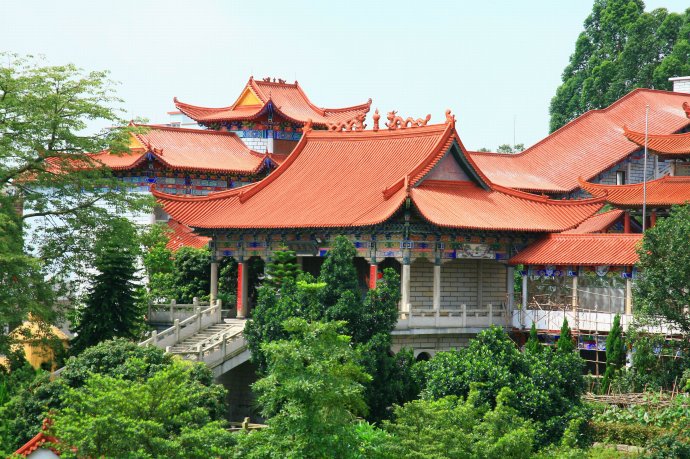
[601,314,625,393]
[71,218,143,355]
[525,322,541,354]
[264,249,300,290]
[557,317,575,354]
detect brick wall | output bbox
[392,333,472,354]
[441,259,478,310]
[482,260,507,307]
[410,258,434,310]
[239,137,272,153]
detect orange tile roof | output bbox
[174,77,372,127]
[562,209,625,234]
[623,125,690,157]
[15,431,58,457]
[91,125,269,174]
[411,180,604,232]
[579,175,690,208]
[165,219,210,251]
[469,89,690,193]
[509,233,642,266]
[153,123,603,232]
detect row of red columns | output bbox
[623,210,657,233]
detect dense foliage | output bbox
[416,326,586,446]
[235,319,371,459]
[70,218,144,354]
[0,339,226,454]
[51,359,235,459]
[634,204,690,337]
[263,249,299,290]
[600,314,625,394]
[549,1,690,131]
[246,237,416,422]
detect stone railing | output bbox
[147,298,209,324]
[170,326,248,369]
[139,300,222,350]
[396,303,508,330]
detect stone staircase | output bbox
[139,301,251,377]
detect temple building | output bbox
[153,114,605,353]
[469,86,690,198]
[173,76,372,154]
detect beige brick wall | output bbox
[410,257,434,310]
[392,333,473,355]
[482,260,507,307]
[441,259,478,309]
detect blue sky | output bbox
[2,0,688,150]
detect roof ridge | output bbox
[491,181,607,206]
[151,183,250,202]
[308,123,448,139]
[548,232,643,239]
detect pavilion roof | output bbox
[153,121,604,232]
[562,209,625,234]
[469,89,690,193]
[90,125,269,174]
[579,175,690,208]
[165,219,210,251]
[623,125,690,158]
[174,77,372,127]
[15,430,58,457]
[509,233,643,266]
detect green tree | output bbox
[526,322,542,355]
[0,53,150,335]
[50,359,235,459]
[557,318,575,354]
[70,218,144,355]
[263,249,299,290]
[235,318,370,459]
[549,2,690,131]
[0,338,226,453]
[601,314,625,394]
[417,326,585,446]
[383,388,536,459]
[634,205,690,336]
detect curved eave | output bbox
[623,125,690,157]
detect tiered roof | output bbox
[153,121,604,232]
[509,233,642,266]
[165,219,210,251]
[174,77,372,127]
[469,89,690,193]
[562,209,625,234]
[90,125,270,174]
[623,126,690,158]
[579,175,690,208]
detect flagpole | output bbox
[642,105,649,231]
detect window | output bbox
[616,170,626,185]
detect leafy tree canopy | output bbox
[634,204,690,336]
[549,2,690,131]
[50,359,234,459]
[236,319,370,459]
[0,53,150,352]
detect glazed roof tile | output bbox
[579,175,690,208]
[153,123,603,232]
[165,219,210,251]
[91,125,269,174]
[509,233,642,266]
[469,89,690,193]
[562,209,625,234]
[174,77,372,127]
[623,126,690,157]
[15,432,58,457]
[411,180,604,232]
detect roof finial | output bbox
[303,118,313,133]
[683,101,690,119]
[445,109,456,128]
[386,111,431,130]
[373,109,380,132]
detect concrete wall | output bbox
[216,360,262,422]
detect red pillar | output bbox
[623,211,631,233]
[369,263,378,290]
[650,211,657,228]
[237,262,245,319]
